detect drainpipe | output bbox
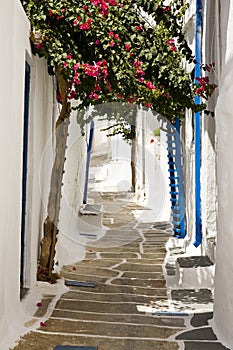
[193,0,202,247]
[83,120,94,204]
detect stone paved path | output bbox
[12,191,229,350]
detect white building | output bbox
[0,1,87,348]
[175,1,233,348]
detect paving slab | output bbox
[112,277,166,288]
[122,271,164,279]
[12,333,180,350]
[177,256,213,268]
[176,327,217,340]
[191,312,213,327]
[116,262,163,272]
[184,342,230,350]
[74,259,123,268]
[62,266,119,278]
[54,347,97,350]
[171,289,214,304]
[68,283,168,296]
[99,252,139,259]
[51,309,186,327]
[42,318,181,338]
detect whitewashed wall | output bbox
[182,0,218,258]
[135,109,170,223]
[54,114,87,270]
[212,1,233,347]
[0,1,58,348]
[201,1,218,262]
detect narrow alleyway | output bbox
[12,186,228,350]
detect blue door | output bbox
[20,62,30,286]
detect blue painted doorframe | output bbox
[194,0,202,247]
[20,61,31,286]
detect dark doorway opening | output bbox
[20,61,31,297]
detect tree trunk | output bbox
[37,67,71,282]
[130,114,136,193]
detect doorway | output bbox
[20,61,30,297]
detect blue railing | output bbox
[166,118,186,238]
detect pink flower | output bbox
[61,9,66,13]
[67,54,72,60]
[49,10,54,16]
[80,19,92,30]
[83,5,88,10]
[89,92,99,100]
[114,34,119,40]
[95,84,101,91]
[73,63,80,71]
[35,43,44,50]
[63,62,68,68]
[138,77,144,82]
[73,20,78,26]
[109,41,115,47]
[125,44,131,51]
[136,25,143,31]
[102,68,108,78]
[95,39,100,45]
[68,90,76,99]
[145,81,156,89]
[133,60,142,68]
[195,86,205,96]
[83,64,99,77]
[109,31,114,37]
[170,45,177,51]
[91,0,101,5]
[136,69,145,76]
[166,39,175,45]
[146,103,151,107]
[108,0,118,4]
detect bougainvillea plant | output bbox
[20,0,216,281]
[21,0,209,120]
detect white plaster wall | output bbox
[134,110,170,223]
[183,113,196,246]
[55,114,87,270]
[200,1,219,262]
[0,0,32,346]
[92,118,111,158]
[26,57,57,287]
[212,1,233,347]
[0,1,59,347]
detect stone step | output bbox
[40,318,181,339]
[175,256,215,289]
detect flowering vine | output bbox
[21,0,213,122]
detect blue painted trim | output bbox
[166,119,186,239]
[83,120,94,204]
[193,0,202,247]
[21,62,31,286]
